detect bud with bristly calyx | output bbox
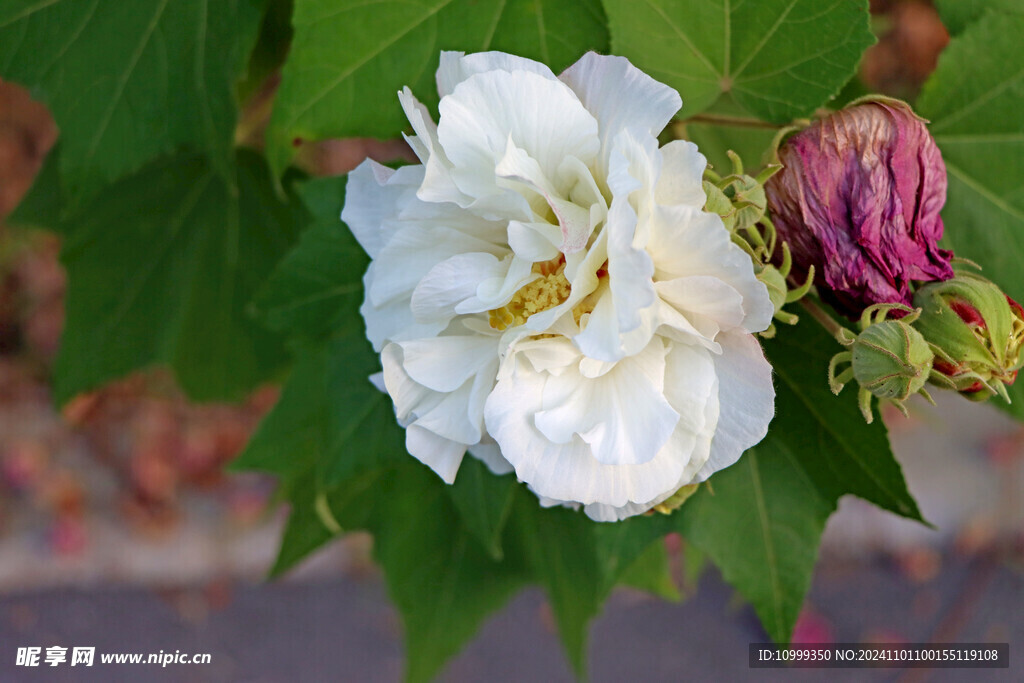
[765,97,954,318]
[912,271,1024,401]
[829,304,940,423]
[702,151,812,337]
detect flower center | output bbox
[488,257,571,330]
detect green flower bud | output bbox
[849,320,933,402]
[912,272,1024,401]
[829,304,937,423]
[702,151,778,235]
[758,264,789,317]
[702,180,737,231]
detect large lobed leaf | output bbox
[0,0,266,203]
[54,151,307,404]
[933,0,1023,36]
[264,0,609,175]
[669,319,922,644]
[916,10,1024,417]
[603,0,875,122]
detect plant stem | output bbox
[683,113,783,129]
[797,296,848,344]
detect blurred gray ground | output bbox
[0,553,1019,682]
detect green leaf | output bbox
[681,121,778,175]
[238,0,295,104]
[934,0,1023,36]
[604,0,875,122]
[766,322,924,521]
[617,540,680,601]
[671,320,923,643]
[254,176,367,341]
[591,512,672,595]
[0,0,265,203]
[6,146,62,230]
[680,540,707,595]
[374,465,527,683]
[447,457,517,561]
[676,447,833,643]
[505,497,605,678]
[54,150,307,404]
[234,333,404,481]
[917,11,1024,302]
[916,11,1024,418]
[265,0,609,175]
[238,332,525,681]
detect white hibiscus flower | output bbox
[342,50,775,521]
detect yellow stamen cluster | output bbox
[489,258,571,330]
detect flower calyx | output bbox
[702,150,812,338]
[912,270,1024,402]
[649,483,700,516]
[828,304,943,423]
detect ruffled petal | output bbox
[575,129,660,360]
[648,204,774,334]
[533,338,678,465]
[437,50,556,98]
[361,265,446,350]
[559,52,681,177]
[368,226,501,308]
[406,425,466,484]
[467,437,515,476]
[437,70,600,219]
[342,161,423,258]
[655,140,708,209]
[381,335,502,484]
[410,252,513,324]
[656,275,746,339]
[694,332,774,481]
[486,337,692,507]
[397,335,501,393]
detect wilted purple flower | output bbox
[765,98,953,317]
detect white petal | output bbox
[463,255,536,312]
[694,332,774,481]
[508,221,562,263]
[656,275,747,339]
[559,52,681,176]
[574,131,660,360]
[437,70,600,217]
[361,267,446,350]
[525,229,608,333]
[342,160,422,258]
[663,341,718,437]
[655,140,708,208]
[508,335,581,376]
[573,285,621,361]
[467,437,515,476]
[535,339,679,465]
[486,339,688,507]
[396,335,499,393]
[368,226,502,308]
[648,204,774,334]
[381,342,432,420]
[495,139,593,253]
[382,336,501,451]
[407,425,466,484]
[437,51,556,98]
[410,252,504,324]
[398,88,474,208]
